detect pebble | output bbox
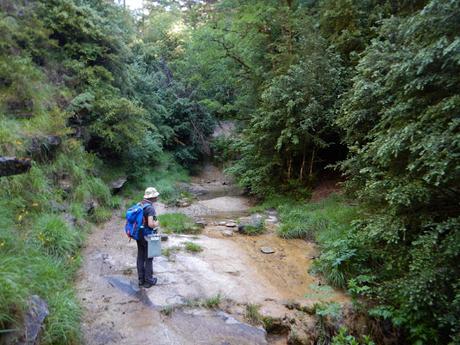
[161,235,169,241]
[195,220,207,228]
[260,247,275,254]
[266,216,278,223]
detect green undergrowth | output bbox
[121,153,190,206]
[184,241,203,253]
[255,193,360,290]
[158,213,200,234]
[277,194,359,242]
[0,142,117,344]
[239,223,265,236]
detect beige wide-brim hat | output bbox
[144,187,160,199]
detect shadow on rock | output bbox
[106,275,155,308]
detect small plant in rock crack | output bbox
[160,305,176,317]
[162,245,181,259]
[184,294,222,309]
[245,304,263,325]
[158,213,201,234]
[204,294,222,309]
[184,241,203,253]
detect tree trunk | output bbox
[299,148,306,181]
[309,148,316,179]
[287,155,292,180]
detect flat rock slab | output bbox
[167,309,268,345]
[260,247,275,254]
[199,196,250,213]
[222,230,234,237]
[225,222,237,228]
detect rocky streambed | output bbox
[76,164,356,345]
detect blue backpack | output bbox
[125,203,149,240]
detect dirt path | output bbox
[76,164,347,345]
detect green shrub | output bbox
[41,289,81,345]
[276,194,358,241]
[239,223,265,236]
[210,136,236,165]
[31,214,81,258]
[90,207,112,224]
[204,294,222,309]
[245,304,262,325]
[0,251,81,343]
[159,213,200,234]
[122,153,190,205]
[184,241,203,253]
[331,327,375,345]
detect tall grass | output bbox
[263,194,361,289]
[0,142,114,345]
[276,194,359,242]
[158,213,200,234]
[31,214,82,258]
[122,152,190,205]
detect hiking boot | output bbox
[138,279,144,287]
[142,278,157,288]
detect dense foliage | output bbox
[336,1,460,342]
[0,0,209,343]
[163,0,459,343]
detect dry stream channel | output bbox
[76,165,348,345]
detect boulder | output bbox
[195,219,207,228]
[28,135,61,161]
[222,230,233,237]
[160,234,169,242]
[50,200,68,212]
[15,295,49,345]
[177,182,208,197]
[85,199,99,214]
[176,198,191,207]
[283,301,315,315]
[62,213,78,228]
[238,214,264,231]
[265,215,278,224]
[110,177,127,193]
[287,314,317,345]
[0,156,31,177]
[266,208,278,217]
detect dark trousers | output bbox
[136,236,153,283]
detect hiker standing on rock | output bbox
[137,187,160,288]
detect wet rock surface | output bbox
[76,163,349,345]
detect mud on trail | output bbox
[76,165,348,345]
